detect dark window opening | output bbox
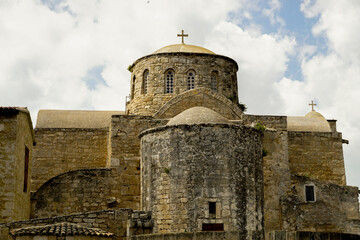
[202,223,224,231]
[209,202,216,214]
[131,76,136,100]
[23,146,29,192]
[305,185,315,202]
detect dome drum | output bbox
[127,49,239,116]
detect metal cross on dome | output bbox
[309,100,317,111]
[177,30,188,44]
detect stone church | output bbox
[1,32,360,240]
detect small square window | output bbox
[202,223,224,231]
[305,185,315,202]
[209,202,216,214]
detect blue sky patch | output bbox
[41,0,65,11]
[236,0,328,81]
[83,65,108,91]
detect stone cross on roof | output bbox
[177,30,188,44]
[309,100,317,111]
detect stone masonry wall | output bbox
[242,115,287,131]
[288,131,346,185]
[281,175,360,234]
[0,110,33,223]
[109,115,167,210]
[153,88,243,120]
[32,128,109,191]
[0,209,134,240]
[133,231,264,240]
[31,169,121,218]
[14,236,114,240]
[268,231,360,240]
[127,53,238,116]
[0,113,17,223]
[140,124,264,238]
[13,112,34,222]
[262,130,291,233]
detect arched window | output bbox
[211,71,218,91]
[143,70,149,94]
[131,75,136,99]
[165,70,174,93]
[187,70,195,90]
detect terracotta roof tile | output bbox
[10,222,114,237]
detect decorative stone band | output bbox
[153,88,243,120]
[131,52,238,70]
[139,122,263,139]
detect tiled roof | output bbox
[10,222,114,237]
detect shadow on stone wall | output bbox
[31,168,118,218]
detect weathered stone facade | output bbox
[108,115,167,210]
[133,231,263,240]
[127,52,239,116]
[32,169,116,218]
[288,131,346,185]
[13,235,115,240]
[262,130,290,233]
[153,88,243,120]
[281,175,359,233]
[32,128,109,191]
[0,209,151,240]
[0,108,34,223]
[140,123,264,237]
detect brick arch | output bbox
[153,88,243,120]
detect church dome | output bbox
[166,107,229,126]
[287,110,331,132]
[153,44,215,54]
[305,110,326,119]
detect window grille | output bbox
[165,70,174,93]
[187,71,195,90]
[211,72,217,91]
[143,70,149,94]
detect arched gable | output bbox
[32,168,115,218]
[153,88,243,120]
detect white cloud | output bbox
[206,21,296,114]
[262,0,285,26]
[276,0,360,186]
[0,0,247,118]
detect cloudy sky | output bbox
[0,0,359,186]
